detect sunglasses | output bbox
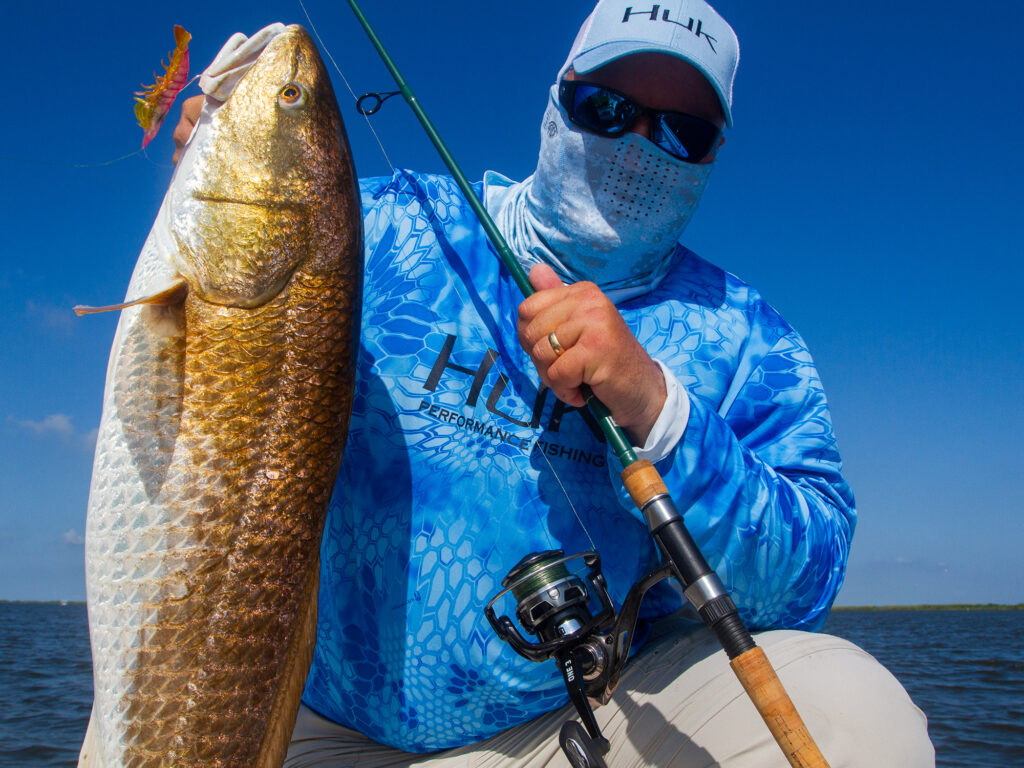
[558,80,721,163]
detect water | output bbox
[822,609,1024,767]
[0,603,92,768]
[1,603,1020,766]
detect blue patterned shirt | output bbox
[302,171,856,751]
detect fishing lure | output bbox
[134,25,191,147]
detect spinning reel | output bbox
[485,550,675,768]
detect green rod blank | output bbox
[344,0,636,466]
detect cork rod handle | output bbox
[731,647,830,768]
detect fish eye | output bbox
[278,83,307,108]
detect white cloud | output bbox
[12,413,75,438]
[62,529,85,545]
[8,413,97,451]
[81,427,99,451]
[26,299,77,333]
[868,555,948,572]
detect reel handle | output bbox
[557,646,610,768]
[559,721,609,768]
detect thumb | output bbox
[528,263,564,292]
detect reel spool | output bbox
[506,550,594,642]
[485,550,615,663]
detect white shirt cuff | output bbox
[633,360,690,464]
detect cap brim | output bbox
[571,41,733,128]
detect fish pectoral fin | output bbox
[74,278,189,316]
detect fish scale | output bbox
[79,25,360,768]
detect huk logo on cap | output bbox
[621,5,718,53]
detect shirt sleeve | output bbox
[614,330,856,632]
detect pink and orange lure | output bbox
[134,25,191,148]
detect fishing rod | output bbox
[343,3,830,766]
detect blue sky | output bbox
[1,0,1021,606]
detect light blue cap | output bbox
[560,0,739,127]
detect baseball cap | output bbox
[560,0,740,127]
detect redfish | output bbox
[77,24,360,767]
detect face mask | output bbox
[490,87,715,301]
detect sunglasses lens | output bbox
[559,81,721,163]
[656,113,720,163]
[565,83,635,135]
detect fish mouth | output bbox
[192,192,309,214]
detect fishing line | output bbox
[299,0,594,552]
[442,265,605,555]
[537,448,598,553]
[0,146,177,170]
[298,0,576,545]
[0,74,202,170]
[0,148,146,169]
[298,0,396,173]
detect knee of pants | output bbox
[751,630,935,767]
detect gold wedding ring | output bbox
[547,330,565,357]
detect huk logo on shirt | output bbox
[416,333,608,468]
[621,5,719,53]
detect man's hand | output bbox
[517,263,666,446]
[172,95,204,164]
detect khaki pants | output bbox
[285,624,935,767]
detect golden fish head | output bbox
[171,24,354,308]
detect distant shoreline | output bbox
[2,600,1021,610]
[832,603,1022,611]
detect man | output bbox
[171,1,933,765]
